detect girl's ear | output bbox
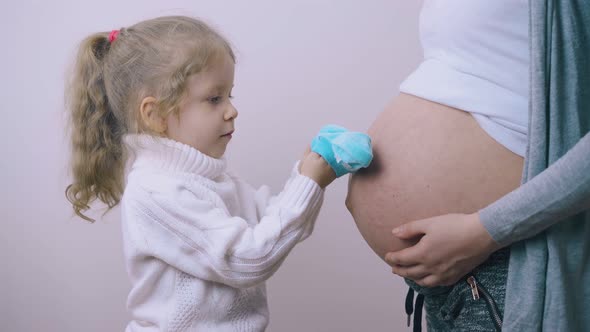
[139,97,167,134]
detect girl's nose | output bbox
[224,104,238,121]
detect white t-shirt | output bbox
[400,0,529,156]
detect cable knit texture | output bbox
[121,135,324,331]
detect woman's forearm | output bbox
[479,132,590,247]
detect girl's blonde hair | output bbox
[65,16,235,221]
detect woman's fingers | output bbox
[392,218,430,240]
[385,241,426,266]
[391,264,429,280]
[415,275,442,288]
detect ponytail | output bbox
[65,33,125,222]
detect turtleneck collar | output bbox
[125,134,227,179]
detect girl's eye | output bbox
[209,96,222,104]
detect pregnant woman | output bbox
[347,0,590,331]
[349,0,525,330]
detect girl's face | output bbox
[166,53,237,159]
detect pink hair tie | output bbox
[108,30,120,43]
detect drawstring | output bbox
[405,288,414,327]
[414,292,425,331]
[405,287,424,332]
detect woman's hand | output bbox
[384,212,502,287]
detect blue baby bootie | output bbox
[310,124,373,177]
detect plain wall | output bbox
[1,1,423,331]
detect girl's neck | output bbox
[125,134,227,179]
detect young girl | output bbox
[65,16,338,331]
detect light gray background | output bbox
[1,1,423,331]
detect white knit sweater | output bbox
[121,135,324,332]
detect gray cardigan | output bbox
[479,0,590,330]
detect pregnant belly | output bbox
[346,93,524,259]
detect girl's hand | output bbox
[299,148,336,188]
[384,213,502,287]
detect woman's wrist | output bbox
[470,212,503,254]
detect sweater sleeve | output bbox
[479,132,590,247]
[124,167,324,289]
[243,161,318,242]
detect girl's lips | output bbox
[221,130,234,138]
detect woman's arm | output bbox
[480,131,590,247]
[384,132,590,287]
